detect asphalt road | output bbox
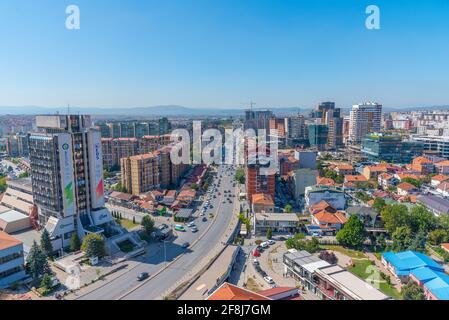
[76,165,239,300]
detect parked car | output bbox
[187,222,195,228]
[202,217,207,222]
[267,240,275,245]
[263,276,274,285]
[137,272,149,281]
[190,227,198,233]
[174,225,185,231]
[260,241,269,248]
[253,259,259,265]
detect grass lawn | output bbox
[348,259,402,300]
[118,218,140,230]
[321,245,367,259]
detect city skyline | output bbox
[1,0,449,109]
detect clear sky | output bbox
[0,0,448,109]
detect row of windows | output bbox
[0,251,23,265]
[0,265,24,280]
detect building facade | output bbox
[28,115,114,249]
[348,102,382,144]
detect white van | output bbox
[260,241,269,248]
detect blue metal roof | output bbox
[411,267,447,283]
[382,251,444,275]
[425,274,449,300]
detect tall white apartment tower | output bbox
[28,115,114,250]
[348,102,383,144]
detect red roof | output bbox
[0,231,22,250]
[397,182,417,191]
[207,283,270,300]
[257,287,301,300]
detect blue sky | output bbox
[0,0,448,109]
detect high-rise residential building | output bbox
[158,117,172,135]
[101,138,139,170]
[244,110,274,131]
[312,102,343,150]
[244,136,276,204]
[285,115,306,139]
[268,118,286,138]
[134,122,150,138]
[308,124,329,151]
[97,123,111,138]
[28,115,114,249]
[120,145,188,196]
[108,123,121,138]
[101,135,172,170]
[348,102,383,144]
[119,122,135,138]
[6,134,29,157]
[361,133,424,163]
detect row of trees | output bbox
[380,203,449,252]
[235,168,245,184]
[285,233,320,253]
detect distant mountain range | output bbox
[0,104,448,117]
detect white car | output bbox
[263,276,274,285]
[267,240,275,245]
[187,222,195,228]
[260,241,269,248]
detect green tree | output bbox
[0,176,6,193]
[40,273,53,291]
[81,234,106,258]
[235,168,245,184]
[409,205,436,234]
[402,280,425,300]
[392,226,413,252]
[26,241,50,286]
[141,215,155,235]
[372,198,387,214]
[191,183,198,190]
[285,234,320,253]
[40,229,53,257]
[381,204,410,234]
[284,204,293,213]
[266,228,272,240]
[428,229,448,246]
[69,233,81,252]
[336,216,367,248]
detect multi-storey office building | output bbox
[28,115,114,249]
[411,135,449,160]
[308,124,329,151]
[348,102,382,144]
[361,133,424,163]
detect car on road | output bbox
[137,272,149,281]
[263,276,274,285]
[182,242,190,248]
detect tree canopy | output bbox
[336,216,367,248]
